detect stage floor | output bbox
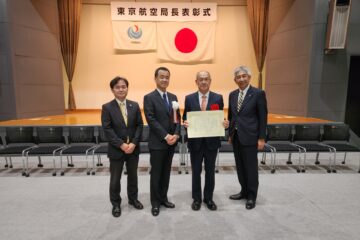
[0,109,330,126]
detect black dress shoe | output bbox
[229,192,247,200]
[245,199,256,210]
[129,199,144,210]
[191,200,201,211]
[112,205,121,217]
[161,201,175,208]
[204,200,217,211]
[151,206,160,216]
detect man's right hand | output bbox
[120,143,129,152]
[165,134,177,145]
[183,120,189,128]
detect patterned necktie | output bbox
[237,90,244,112]
[163,93,171,113]
[120,102,127,126]
[201,95,207,111]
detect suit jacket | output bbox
[228,86,268,146]
[144,90,181,150]
[183,91,224,151]
[101,99,143,159]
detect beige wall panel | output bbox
[268,0,294,36]
[0,55,11,84]
[71,4,257,109]
[266,56,309,85]
[267,26,312,60]
[15,57,61,85]
[0,84,16,115]
[271,0,314,34]
[31,0,60,35]
[7,0,49,31]
[266,84,307,115]
[18,85,64,113]
[12,25,60,59]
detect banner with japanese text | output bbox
[111,2,217,22]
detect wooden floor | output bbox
[0,109,331,126]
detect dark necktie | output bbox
[163,93,171,113]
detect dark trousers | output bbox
[190,141,217,202]
[232,132,259,200]
[109,154,139,207]
[149,148,175,207]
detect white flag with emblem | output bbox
[112,21,157,50]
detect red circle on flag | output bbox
[174,28,198,53]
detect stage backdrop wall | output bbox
[63,1,258,109]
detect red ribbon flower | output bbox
[210,104,219,110]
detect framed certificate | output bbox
[187,110,225,138]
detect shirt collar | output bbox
[198,91,210,98]
[239,85,250,96]
[157,88,166,97]
[115,98,126,106]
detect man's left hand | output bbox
[257,139,265,150]
[125,143,136,154]
[223,119,229,128]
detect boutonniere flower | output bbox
[172,101,179,123]
[210,104,219,110]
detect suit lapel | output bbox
[193,92,201,111]
[126,101,134,125]
[155,90,171,117]
[206,92,214,110]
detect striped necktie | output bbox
[237,90,244,112]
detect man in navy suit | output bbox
[228,66,268,210]
[183,71,229,211]
[144,67,181,217]
[101,76,144,218]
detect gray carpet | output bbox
[0,153,360,240]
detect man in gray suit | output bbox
[144,67,181,217]
[102,76,144,218]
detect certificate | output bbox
[187,110,225,138]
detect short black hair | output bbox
[110,76,129,89]
[154,67,170,78]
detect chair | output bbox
[24,127,67,177]
[216,130,276,173]
[0,127,36,175]
[294,125,336,173]
[90,127,109,175]
[216,129,232,173]
[59,126,97,176]
[177,125,189,174]
[266,125,305,173]
[322,124,360,173]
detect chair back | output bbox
[69,126,95,143]
[267,125,293,141]
[323,124,350,141]
[5,127,34,144]
[294,125,321,141]
[36,127,64,144]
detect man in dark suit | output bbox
[102,76,144,218]
[228,66,268,210]
[183,71,229,211]
[144,67,181,217]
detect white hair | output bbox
[234,66,252,78]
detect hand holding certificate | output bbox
[187,110,225,138]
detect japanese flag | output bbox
[112,21,157,51]
[157,21,216,62]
